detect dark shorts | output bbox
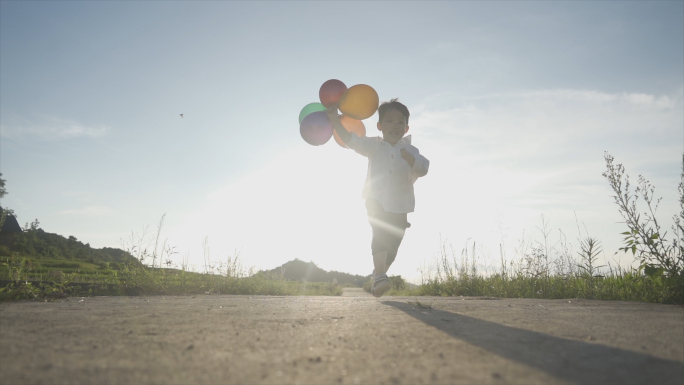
[365,198,410,266]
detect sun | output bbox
[168,144,372,275]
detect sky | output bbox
[1,1,682,283]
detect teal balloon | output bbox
[299,102,327,124]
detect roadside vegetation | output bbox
[1,154,682,303]
[0,219,348,301]
[0,242,346,301]
[419,153,683,304]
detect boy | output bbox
[326,99,429,297]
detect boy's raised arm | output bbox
[413,152,429,177]
[326,106,351,144]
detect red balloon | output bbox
[300,111,333,146]
[319,79,347,108]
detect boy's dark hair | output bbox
[378,98,410,124]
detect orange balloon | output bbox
[338,84,379,120]
[333,115,366,148]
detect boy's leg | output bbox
[384,250,398,272]
[366,198,409,297]
[383,213,409,271]
[370,221,393,277]
[369,218,405,298]
[373,250,388,277]
[367,198,386,277]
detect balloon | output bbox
[300,111,333,146]
[319,79,347,107]
[298,102,327,124]
[333,116,366,148]
[338,84,379,120]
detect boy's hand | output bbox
[400,148,415,167]
[326,104,351,144]
[326,105,339,120]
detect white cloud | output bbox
[412,88,682,163]
[0,116,109,140]
[60,205,114,217]
[511,90,677,109]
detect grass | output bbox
[416,230,683,304]
[2,224,678,303]
[0,213,351,301]
[2,220,680,303]
[0,253,343,301]
[0,213,355,301]
[1,237,680,303]
[416,154,684,305]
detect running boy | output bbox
[327,99,429,297]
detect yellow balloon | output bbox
[338,84,379,120]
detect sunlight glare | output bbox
[168,143,372,275]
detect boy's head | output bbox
[377,98,410,145]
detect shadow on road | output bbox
[383,301,684,385]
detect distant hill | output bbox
[256,259,369,287]
[0,228,141,268]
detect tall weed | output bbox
[603,152,684,303]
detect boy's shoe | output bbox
[372,274,391,298]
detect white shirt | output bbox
[347,134,429,214]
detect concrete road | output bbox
[1,288,683,385]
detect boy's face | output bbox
[377,109,409,145]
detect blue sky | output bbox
[1,1,682,282]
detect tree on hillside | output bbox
[1,172,14,230]
[0,173,22,233]
[0,172,6,200]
